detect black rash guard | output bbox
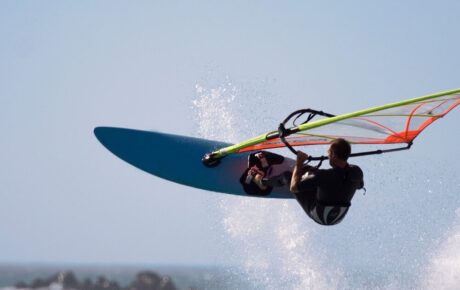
[295,164,364,225]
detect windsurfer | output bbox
[290,138,364,225]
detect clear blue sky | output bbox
[1,0,460,275]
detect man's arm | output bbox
[290,151,309,193]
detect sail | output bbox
[239,91,460,152]
[203,89,460,163]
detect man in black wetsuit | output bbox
[290,138,364,226]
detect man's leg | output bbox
[293,189,317,214]
[262,171,292,187]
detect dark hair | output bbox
[330,138,351,161]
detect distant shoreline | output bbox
[0,263,244,290]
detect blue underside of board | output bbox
[94,127,294,198]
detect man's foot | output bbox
[245,166,268,190]
[245,166,263,184]
[255,152,269,169]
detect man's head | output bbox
[328,138,351,167]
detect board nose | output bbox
[94,126,117,147]
[94,126,130,155]
[94,126,108,142]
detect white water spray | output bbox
[191,78,343,290]
[422,207,460,290]
[190,76,460,290]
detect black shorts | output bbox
[294,190,350,226]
